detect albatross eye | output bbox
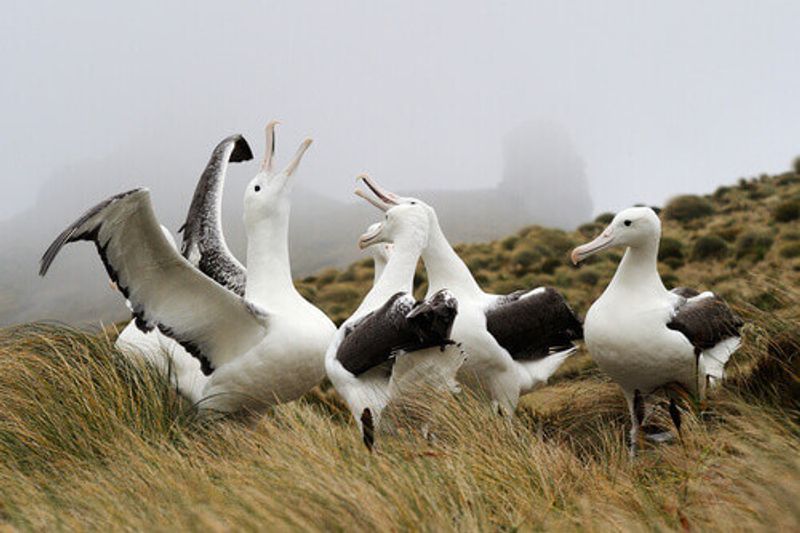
[254,185,261,192]
[410,201,417,205]
[624,219,632,226]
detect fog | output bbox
[1,1,799,324]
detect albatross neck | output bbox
[244,212,298,305]
[607,237,667,299]
[421,220,482,297]
[354,238,421,317]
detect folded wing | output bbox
[667,289,744,355]
[179,134,252,296]
[486,287,583,360]
[40,188,268,375]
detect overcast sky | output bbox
[2,0,799,222]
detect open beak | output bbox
[358,222,386,249]
[354,174,400,212]
[571,229,615,265]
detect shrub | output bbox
[794,155,800,174]
[716,226,741,243]
[663,195,714,222]
[773,199,800,223]
[658,237,684,261]
[736,231,774,261]
[594,212,614,224]
[540,258,562,275]
[713,186,732,200]
[511,249,540,270]
[691,235,729,261]
[779,243,800,259]
[578,223,603,239]
[500,236,519,251]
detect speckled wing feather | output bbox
[40,189,268,375]
[179,135,252,296]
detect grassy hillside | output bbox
[0,170,798,530]
[299,170,800,325]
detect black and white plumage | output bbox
[572,206,744,455]
[40,189,269,376]
[114,134,254,399]
[325,199,467,448]
[354,175,582,415]
[485,287,583,361]
[179,134,253,296]
[337,290,458,376]
[41,123,336,415]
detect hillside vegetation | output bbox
[0,170,798,530]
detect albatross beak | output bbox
[358,222,386,249]
[354,174,400,211]
[571,230,615,265]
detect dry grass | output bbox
[0,287,797,531]
[1,172,798,530]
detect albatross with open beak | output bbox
[41,122,336,416]
[355,175,583,416]
[325,179,466,450]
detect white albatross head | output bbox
[355,175,432,252]
[571,206,661,264]
[244,120,312,229]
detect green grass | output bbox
[0,170,799,530]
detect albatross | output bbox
[571,206,744,455]
[40,122,336,416]
[115,133,253,401]
[325,185,466,450]
[356,175,583,416]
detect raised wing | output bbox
[485,287,583,360]
[179,134,252,296]
[40,188,268,375]
[667,289,744,355]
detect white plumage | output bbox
[572,206,744,454]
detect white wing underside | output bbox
[40,189,268,372]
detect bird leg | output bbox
[360,408,375,452]
[629,389,646,458]
[668,397,683,440]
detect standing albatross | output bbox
[572,206,744,455]
[40,122,336,416]
[355,176,583,416]
[326,185,466,450]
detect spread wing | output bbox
[485,287,583,360]
[179,134,252,296]
[40,188,268,375]
[667,289,744,355]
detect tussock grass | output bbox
[0,289,797,530]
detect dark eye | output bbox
[254,185,261,192]
[410,201,417,205]
[624,219,632,226]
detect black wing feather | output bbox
[486,287,583,360]
[337,290,459,376]
[667,291,744,354]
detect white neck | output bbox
[244,209,299,305]
[354,238,421,318]
[606,238,667,299]
[421,218,482,297]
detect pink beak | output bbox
[571,229,615,265]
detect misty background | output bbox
[1,1,799,325]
